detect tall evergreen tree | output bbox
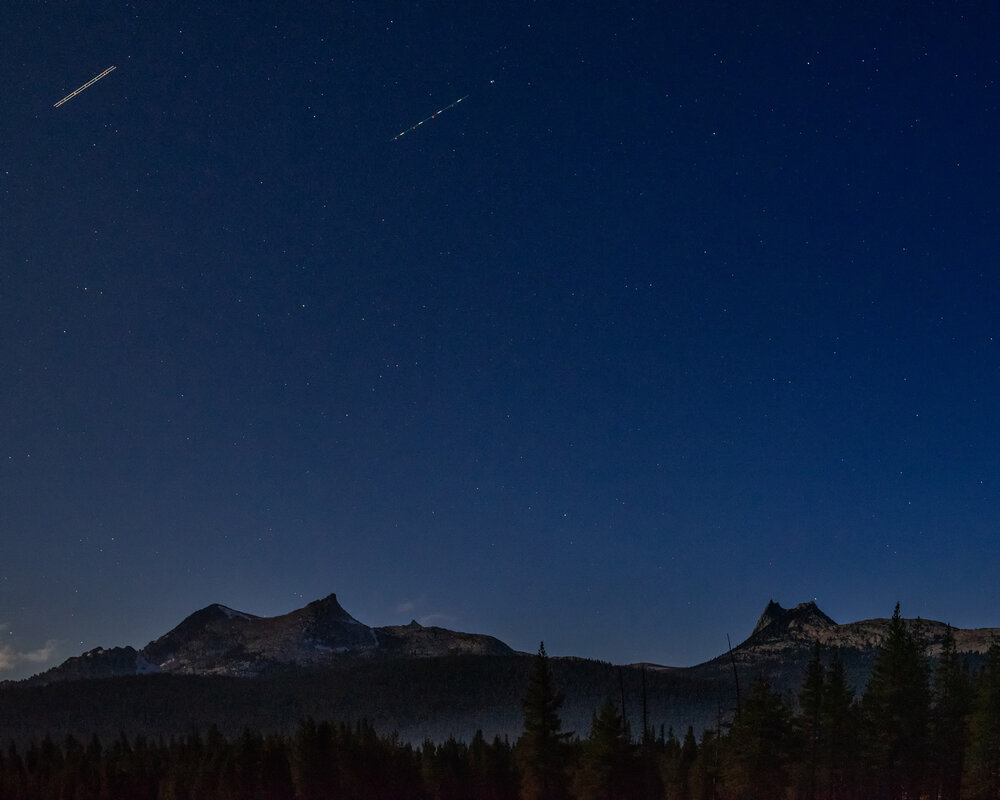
[930,625,973,800]
[657,728,680,798]
[468,730,519,800]
[290,718,338,800]
[723,674,792,800]
[661,726,697,800]
[822,654,859,800]
[517,641,572,800]
[860,603,931,800]
[964,642,1000,800]
[795,643,825,800]
[690,727,722,800]
[573,697,637,800]
[422,736,471,800]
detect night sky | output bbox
[2,2,999,680]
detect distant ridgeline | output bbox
[2,607,1000,800]
[1,595,997,746]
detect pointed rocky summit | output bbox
[21,592,515,685]
[749,599,837,641]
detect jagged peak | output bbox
[751,599,836,638]
[212,604,256,621]
[175,603,240,629]
[302,593,363,624]
[752,600,786,636]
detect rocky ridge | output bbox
[16,596,1000,698]
[687,599,1000,694]
[743,599,999,656]
[5,596,1000,744]
[21,593,513,685]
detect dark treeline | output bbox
[3,604,1000,800]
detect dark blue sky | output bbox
[2,1,998,679]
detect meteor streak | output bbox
[393,94,469,140]
[53,66,116,108]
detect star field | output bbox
[1,1,999,679]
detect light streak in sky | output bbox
[53,66,117,108]
[393,95,469,140]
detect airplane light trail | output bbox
[53,66,116,108]
[393,94,469,140]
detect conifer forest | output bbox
[3,606,1000,800]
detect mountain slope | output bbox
[4,596,999,745]
[689,600,1000,695]
[140,594,380,676]
[21,593,514,685]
